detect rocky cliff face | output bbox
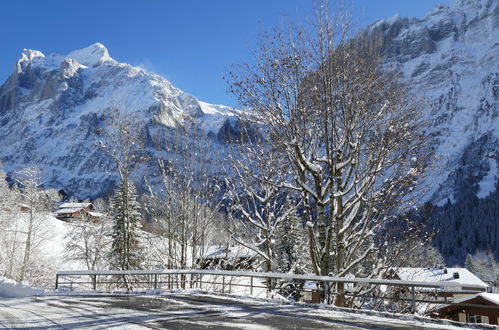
[0,43,239,197]
[360,0,499,263]
[362,0,499,205]
[1,0,498,206]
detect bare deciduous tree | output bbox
[145,126,228,286]
[225,133,298,287]
[64,212,112,271]
[229,4,428,306]
[13,167,58,281]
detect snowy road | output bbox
[0,292,480,329]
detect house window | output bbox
[466,314,481,323]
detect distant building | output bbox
[17,203,31,212]
[2,203,31,213]
[54,202,103,222]
[196,245,259,270]
[429,293,499,325]
[388,267,488,298]
[383,267,489,314]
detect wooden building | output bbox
[429,293,499,325]
[196,245,259,270]
[54,202,102,222]
[388,267,488,298]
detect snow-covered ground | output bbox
[0,290,491,329]
[0,213,492,328]
[0,213,87,289]
[0,257,492,329]
[0,276,43,298]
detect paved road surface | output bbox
[0,293,479,329]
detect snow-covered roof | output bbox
[303,281,318,290]
[87,211,103,218]
[452,293,499,305]
[59,203,92,209]
[394,267,487,288]
[54,208,84,214]
[433,293,499,313]
[199,245,258,259]
[16,203,30,209]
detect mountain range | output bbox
[0,42,239,196]
[361,0,499,263]
[0,0,497,263]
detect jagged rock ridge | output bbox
[0,43,240,197]
[362,0,499,205]
[1,0,498,207]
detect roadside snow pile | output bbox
[0,276,43,297]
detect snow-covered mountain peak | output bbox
[65,42,114,67]
[19,49,45,62]
[455,0,496,11]
[16,49,45,73]
[0,43,244,197]
[365,0,499,63]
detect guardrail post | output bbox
[92,275,97,291]
[250,277,253,295]
[154,274,158,290]
[325,281,330,304]
[411,286,416,313]
[55,274,59,290]
[222,275,225,294]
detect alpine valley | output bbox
[0,0,498,264]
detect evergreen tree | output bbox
[98,107,145,289]
[110,180,143,273]
[275,212,309,274]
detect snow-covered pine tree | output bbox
[110,180,143,273]
[275,207,309,274]
[98,106,145,288]
[465,251,498,286]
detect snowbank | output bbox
[0,276,43,298]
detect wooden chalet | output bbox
[2,203,31,213]
[17,203,31,212]
[196,245,259,270]
[54,202,102,222]
[387,267,488,299]
[429,293,499,325]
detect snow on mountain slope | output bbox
[1,0,498,205]
[362,0,499,205]
[0,43,240,197]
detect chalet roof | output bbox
[199,245,258,259]
[431,293,499,314]
[87,211,104,218]
[54,207,83,214]
[59,202,92,209]
[394,267,488,288]
[452,293,499,305]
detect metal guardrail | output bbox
[55,269,490,313]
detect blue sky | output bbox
[0,0,449,107]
